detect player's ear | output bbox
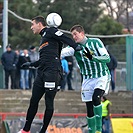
[38,22,42,26]
[38,22,43,28]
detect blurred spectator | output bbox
[1,45,18,89]
[28,46,39,89]
[65,56,74,90]
[18,49,30,90]
[106,51,117,92]
[14,50,21,89]
[101,96,112,133]
[60,57,69,91]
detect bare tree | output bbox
[102,0,133,29]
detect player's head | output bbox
[31,16,46,34]
[70,25,85,43]
[101,96,107,102]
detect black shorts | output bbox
[33,69,62,90]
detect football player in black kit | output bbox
[18,16,82,133]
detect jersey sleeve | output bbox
[93,54,110,63]
[92,39,110,63]
[30,60,40,67]
[50,28,78,50]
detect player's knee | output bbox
[30,97,39,107]
[47,105,54,111]
[46,102,54,111]
[92,94,101,106]
[46,107,54,116]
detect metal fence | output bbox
[115,62,126,91]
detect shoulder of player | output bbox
[88,37,101,43]
[46,26,56,31]
[46,27,64,36]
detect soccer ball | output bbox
[46,13,62,27]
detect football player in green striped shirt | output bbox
[61,25,111,133]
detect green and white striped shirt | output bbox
[61,37,110,78]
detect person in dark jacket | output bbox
[18,15,82,133]
[1,45,18,89]
[106,51,117,92]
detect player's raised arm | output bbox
[46,13,82,51]
[85,38,110,63]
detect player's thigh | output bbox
[45,90,57,109]
[31,75,45,103]
[81,78,95,102]
[95,75,111,94]
[44,70,61,89]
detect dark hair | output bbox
[6,44,12,49]
[102,96,107,100]
[32,16,46,26]
[30,46,35,50]
[70,24,85,33]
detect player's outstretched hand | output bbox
[83,47,92,60]
[21,62,31,68]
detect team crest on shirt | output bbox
[85,43,94,55]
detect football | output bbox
[46,13,62,27]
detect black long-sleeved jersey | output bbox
[31,27,78,71]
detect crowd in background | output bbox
[1,44,117,92]
[1,45,39,90]
[1,44,74,90]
